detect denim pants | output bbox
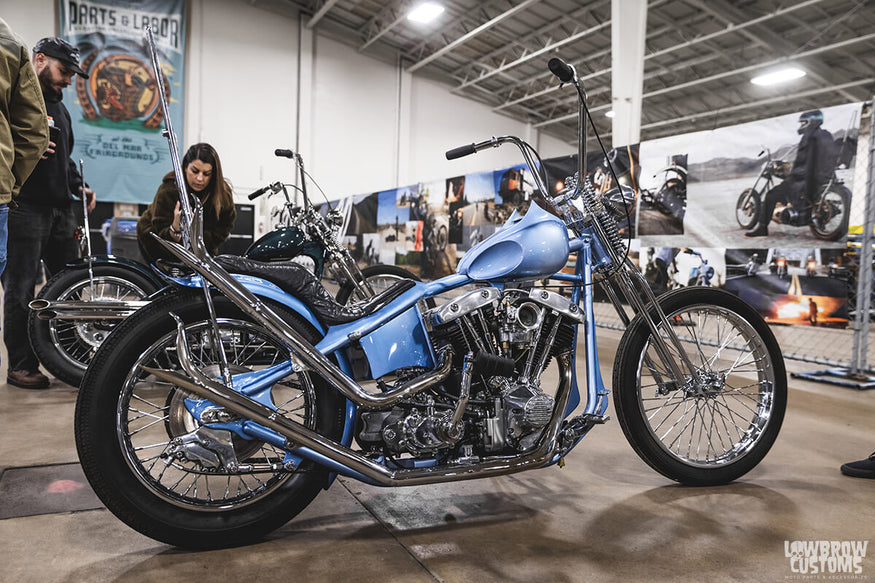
[0,203,8,277]
[1,202,78,372]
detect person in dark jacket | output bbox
[137,142,236,263]
[2,37,95,390]
[745,110,838,237]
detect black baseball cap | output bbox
[33,37,89,78]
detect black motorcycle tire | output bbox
[613,287,786,486]
[335,264,421,305]
[735,188,760,230]
[29,264,162,387]
[809,184,851,241]
[75,289,345,549]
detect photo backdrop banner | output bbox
[59,0,187,203]
[314,102,866,329]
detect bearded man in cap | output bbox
[2,37,96,390]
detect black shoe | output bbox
[7,369,50,390]
[840,453,875,479]
[745,226,769,238]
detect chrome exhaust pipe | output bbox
[142,323,573,486]
[29,299,150,320]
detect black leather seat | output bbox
[214,255,414,326]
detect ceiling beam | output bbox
[305,0,341,29]
[682,0,864,103]
[487,0,831,109]
[532,31,875,128]
[641,78,873,130]
[449,0,609,77]
[406,0,544,73]
[454,19,611,90]
[358,0,410,51]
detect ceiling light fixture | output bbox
[750,67,806,86]
[408,2,445,24]
[605,110,615,118]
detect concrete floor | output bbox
[0,327,873,583]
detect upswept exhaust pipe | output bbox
[29,299,151,320]
[141,316,574,486]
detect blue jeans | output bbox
[1,202,78,372]
[0,203,6,369]
[0,203,8,277]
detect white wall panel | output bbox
[307,35,399,198]
[408,76,535,182]
[188,0,298,194]
[0,0,54,48]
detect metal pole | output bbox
[144,26,191,249]
[851,99,875,374]
[78,159,95,292]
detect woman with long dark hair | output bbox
[137,142,236,262]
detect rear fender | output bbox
[166,272,358,461]
[62,255,166,288]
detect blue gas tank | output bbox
[456,202,569,281]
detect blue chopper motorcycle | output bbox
[74,40,787,549]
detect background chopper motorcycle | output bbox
[73,31,786,550]
[27,150,414,386]
[639,155,687,220]
[735,147,851,241]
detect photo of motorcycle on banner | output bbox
[647,102,861,249]
[637,154,688,236]
[723,248,851,328]
[640,246,724,296]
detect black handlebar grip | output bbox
[548,57,575,83]
[446,143,477,160]
[247,185,269,200]
[274,149,295,158]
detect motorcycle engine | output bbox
[356,286,579,459]
[774,204,809,227]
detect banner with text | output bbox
[59,0,186,203]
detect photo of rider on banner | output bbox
[638,102,861,249]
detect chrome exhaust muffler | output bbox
[29,299,151,320]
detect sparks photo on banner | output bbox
[59,0,187,204]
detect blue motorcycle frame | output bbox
[162,202,612,485]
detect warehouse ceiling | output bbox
[247,0,875,146]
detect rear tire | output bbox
[613,287,786,485]
[809,184,850,241]
[75,289,345,548]
[335,264,420,305]
[29,264,161,387]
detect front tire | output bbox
[736,188,760,230]
[613,287,786,485]
[75,289,345,548]
[29,265,161,387]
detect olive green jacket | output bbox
[0,18,49,203]
[137,174,236,262]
